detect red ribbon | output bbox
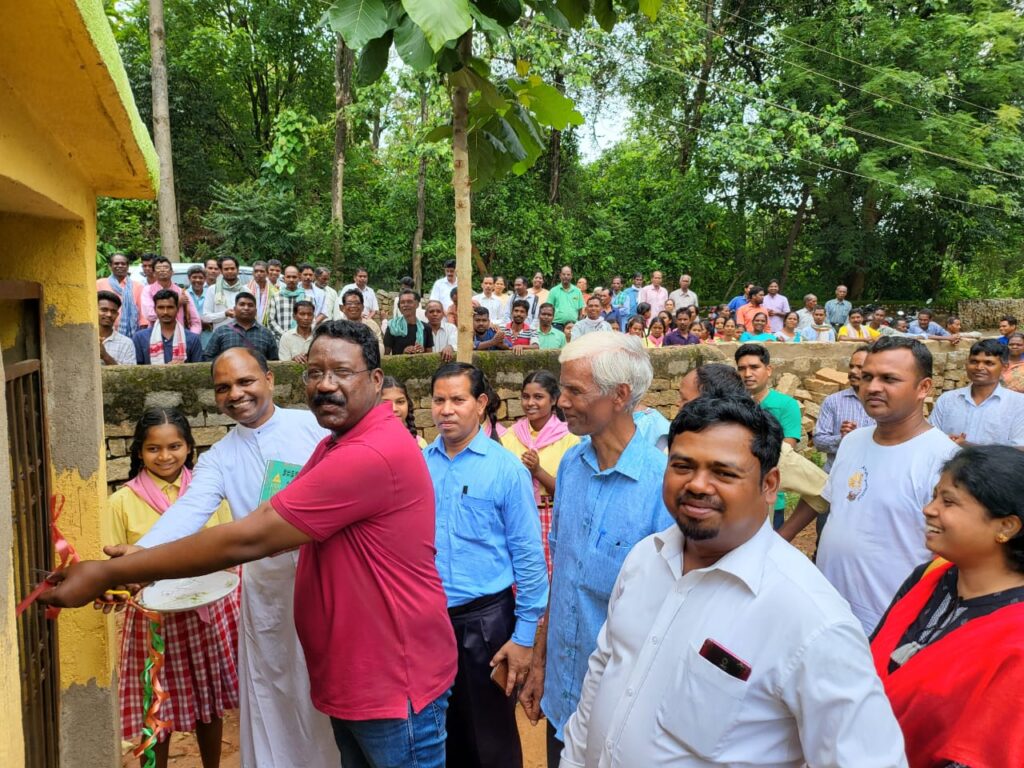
[15,494,80,619]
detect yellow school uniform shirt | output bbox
[109,470,233,547]
[500,424,580,481]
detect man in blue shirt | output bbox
[518,332,673,766]
[824,284,852,331]
[908,308,949,337]
[613,273,642,330]
[424,363,548,768]
[728,281,755,314]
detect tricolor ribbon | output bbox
[131,605,170,767]
[15,494,79,618]
[13,494,169,766]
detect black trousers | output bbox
[446,587,522,768]
[546,721,563,768]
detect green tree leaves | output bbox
[324,0,390,50]
[402,0,474,51]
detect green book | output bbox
[259,460,304,503]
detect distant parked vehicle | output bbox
[128,262,252,290]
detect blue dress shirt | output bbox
[930,385,1024,446]
[542,428,673,740]
[615,287,640,330]
[424,428,549,647]
[908,320,948,336]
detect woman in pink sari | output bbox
[501,370,579,577]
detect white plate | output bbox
[137,571,239,613]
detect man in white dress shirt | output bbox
[667,273,698,310]
[560,395,906,768]
[340,266,380,321]
[473,274,505,323]
[121,347,337,768]
[429,259,458,310]
[929,338,1024,447]
[426,299,457,361]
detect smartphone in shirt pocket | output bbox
[656,641,751,757]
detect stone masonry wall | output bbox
[101,341,969,493]
[957,298,1024,329]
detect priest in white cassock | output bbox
[129,346,337,767]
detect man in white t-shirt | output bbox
[817,337,960,634]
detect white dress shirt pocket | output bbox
[454,495,497,543]
[656,642,749,758]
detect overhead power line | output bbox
[690,0,1007,118]
[679,8,1020,144]
[534,19,1024,183]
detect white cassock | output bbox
[138,406,337,768]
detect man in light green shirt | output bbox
[548,265,584,328]
[536,303,567,350]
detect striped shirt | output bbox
[813,387,875,472]
[503,321,538,347]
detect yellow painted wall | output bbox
[0,210,122,766]
[1,1,156,764]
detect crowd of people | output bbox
[98,252,1023,382]
[63,254,1024,768]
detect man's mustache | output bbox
[675,492,724,511]
[311,393,346,408]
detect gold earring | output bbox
[997,534,1009,543]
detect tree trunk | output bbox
[679,0,717,175]
[149,0,180,261]
[548,128,562,205]
[453,32,474,363]
[371,108,382,153]
[851,184,881,300]
[331,34,354,269]
[412,77,429,294]
[780,183,811,290]
[548,72,565,205]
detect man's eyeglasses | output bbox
[302,368,370,385]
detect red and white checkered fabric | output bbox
[539,495,554,579]
[119,586,241,742]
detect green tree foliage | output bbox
[100,0,1024,304]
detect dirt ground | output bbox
[122,708,547,768]
[130,529,819,768]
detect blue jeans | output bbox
[330,692,450,768]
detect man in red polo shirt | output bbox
[41,321,457,767]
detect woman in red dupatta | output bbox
[870,445,1024,768]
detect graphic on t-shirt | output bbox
[259,460,303,503]
[846,467,869,502]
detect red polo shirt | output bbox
[271,403,456,720]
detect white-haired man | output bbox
[518,332,673,766]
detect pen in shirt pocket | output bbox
[462,485,468,495]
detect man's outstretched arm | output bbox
[40,502,309,608]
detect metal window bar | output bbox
[7,360,60,768]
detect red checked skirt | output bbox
[119,588,241,742]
